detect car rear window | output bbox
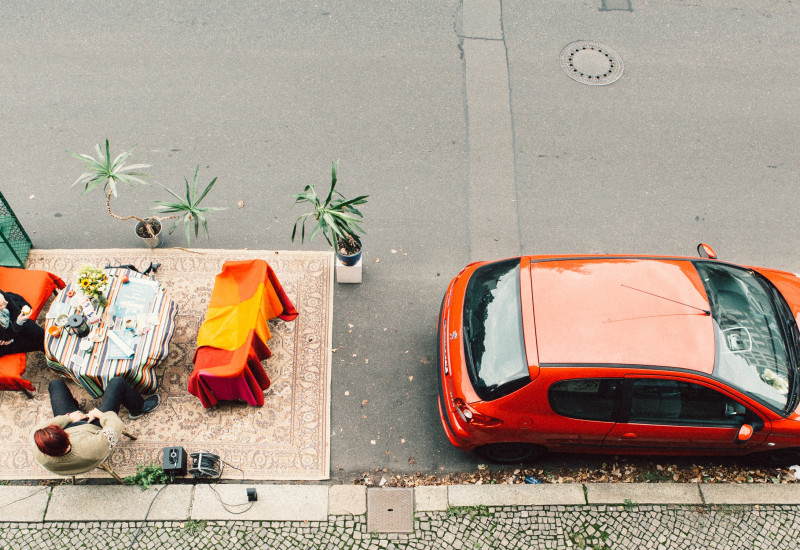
[463,258,529,401]
[548,378,622,422]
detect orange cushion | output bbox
[0,267,65,391]
[0,266,65,318]
[0,354,34,391]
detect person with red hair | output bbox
[32,377,160,476]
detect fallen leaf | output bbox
[420,358,430,364]
[28,195,35,199]
[370,440,376,445]
[344,391,350,396]
[408,457,416,465]
[361,400,368,407]
[391,249,397,254]
[237,200,244,208]
[408,376,413,381]
[375,258,380,263]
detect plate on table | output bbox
[88,327,107,343]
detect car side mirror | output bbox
[736,423,753,442]
[697,243,717,259]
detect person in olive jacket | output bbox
[33,377,161,476]
[0,290,43,356]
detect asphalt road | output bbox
[2,1,799,480]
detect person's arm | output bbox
[86,409,124,437]
[1,296,26,339]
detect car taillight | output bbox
[453,398,502,427]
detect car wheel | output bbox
[475,443,544,464]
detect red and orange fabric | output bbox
[0,267,65,392]
[188,260,297,408]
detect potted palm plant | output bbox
[153,166,227,246]
[70,140,225,248]
[291,161,368,266]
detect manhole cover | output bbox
[367,488,414,533]
[559,40,623,86]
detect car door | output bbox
[603,376,770,454]
[540,377,623,451]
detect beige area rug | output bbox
[0,249,333,480]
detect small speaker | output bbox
[246,487,258,502]
[162,446,187,476]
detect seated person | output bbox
[32,377,161,476]
[0,290,42,356]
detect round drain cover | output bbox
[559,40,623,86]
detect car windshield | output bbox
[695,261,796,412]
[463,258,529,401]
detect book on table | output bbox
[107,329,139,359]
[112,277,159,318]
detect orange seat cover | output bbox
[0,267,65,392]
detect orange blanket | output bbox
[196,259,298,351]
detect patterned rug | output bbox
[0,249,333,480]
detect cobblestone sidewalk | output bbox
[2,504,797,550]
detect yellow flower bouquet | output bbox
[76,265,109,306]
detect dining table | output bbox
[43,267,178,398]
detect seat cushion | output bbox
[0,266,65,318]
[0,267,65,391]
[0,354,34,391]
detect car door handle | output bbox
[620,433,637,439]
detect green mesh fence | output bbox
[0,192,32,267]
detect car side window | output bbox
[627,379,743,427]
[549,379,622,422]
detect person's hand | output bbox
[0,340,11,346]
[86,408,103,422]
[16,311,31,324]
[68,410,87,423]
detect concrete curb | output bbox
[586,483,702,505]
[1,483,798,523]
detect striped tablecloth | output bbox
[44,268,178,398]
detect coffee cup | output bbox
[47,325,62,338]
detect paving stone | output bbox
[700,484,800,505]
[47,485,192,521]
[0,487,50,522]
[586,483,703,505]
[191,484,328,521]
[414,486,448,512]
[448,484,586,506]
[329,485,366,516]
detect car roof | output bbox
[529,257,715,374]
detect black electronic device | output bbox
[246,487,258,502]
[162,446,187,476]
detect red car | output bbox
[438,245,800,464]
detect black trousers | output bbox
[49,377,144,426]
[0,320,44,355]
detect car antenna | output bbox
[621,284,711,316]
